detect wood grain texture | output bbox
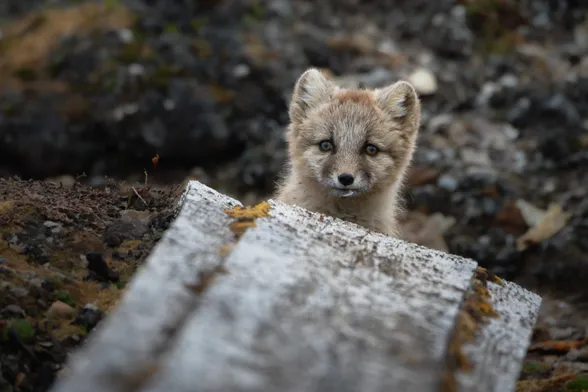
[49,181,541,392]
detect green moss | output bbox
[165,23,180,34]
[1,103,17,117]
[105,0,121,11]
[7,319,35,344]
[118,42,144,63]
[521,360,549,374]
[190,17,207,32]
[55,290,75,307]
[14,67,38,82]
[242,1,265,28]
[151,65,183,88]
[566,375,588,391]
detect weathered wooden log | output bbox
[49,181,541,392]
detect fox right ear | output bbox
[289,68,334,124]
[375,81,421,134]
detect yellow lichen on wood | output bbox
[475,266,504,286]
[224,201,271,239]
[224,201,271,220]
[218,243,235,257]
[440,270,502,392]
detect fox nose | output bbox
[338,173,355,186]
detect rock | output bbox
[43,221,63,234]
[9,287,29,298]
[119,209,152,226]
[407,67,438,95]
[427,5,473,58]
[47,301,75,319]
[85,253,119,283]
[1,305,26,318]
[74,304,103,332]
[103,219,149,247]
[437,174,458,192]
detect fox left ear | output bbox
[289,68,335,124]
[375,81,421,134]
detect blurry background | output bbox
[1,0,588,389]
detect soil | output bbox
[0,176,185,392]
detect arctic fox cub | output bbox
[274,68,421,237]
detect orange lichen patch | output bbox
[475,266,505,286]
[224,201,271,240]
[224,201,271,220]
[229,220,257,236]
[528,339,588,354]
[440,272,501,392]
[185,266,229,294]
[515,373,577,392]
[0,2,135,90]
[218,243,235,257]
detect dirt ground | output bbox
[0,176,186,392]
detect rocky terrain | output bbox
[1,0,588,391]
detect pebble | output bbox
[47,301,76,319]
[74,304,103,331]
[232,64,251,79]
[10,287,29,298]
[1,305,26,318]
[438,174,458,192]
[407,67,438,95]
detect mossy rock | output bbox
[2,319,36,344]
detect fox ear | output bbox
[375,81,421,133]
[289,68,335,124]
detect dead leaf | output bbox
[515,199,547,227]
[529,339,588,353]
[516,203,571,251]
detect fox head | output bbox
[285,68,421,199]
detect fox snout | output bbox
[337,173,354,186]
[330,169,362,189]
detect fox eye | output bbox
[318,140,334,152]
[365,144,378,156]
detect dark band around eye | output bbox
[365,144,378,155]
[319,140,334,152]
